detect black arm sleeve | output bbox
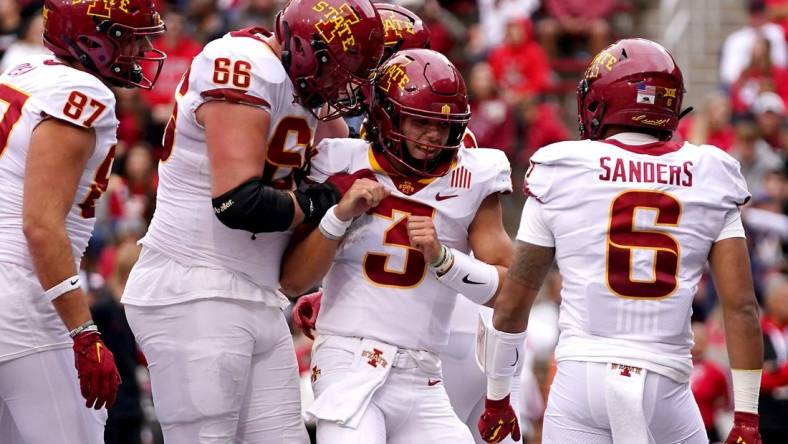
[212,177,342,234]
[212,177,295,233]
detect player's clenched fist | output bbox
[478,396,521,443]
[334,179,389,221]
[406,216,441,263]
[72,331,121,409]
[293,290,322,340]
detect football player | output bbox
[295,5,525,441]
[476,38,763,444]
[280,48,514,443]
[0,1,165,442]
[119,0,384,442]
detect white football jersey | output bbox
[137,30,318,297]
[310,138,512,353]
[0,55,118,269]
[518,133,749,382]
[0,55,117,361]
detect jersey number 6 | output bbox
[606,190,682,299]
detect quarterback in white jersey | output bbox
[121,1,385,442]
[478,39,764,444]
[281,49,514,444]
[0,1,166,443]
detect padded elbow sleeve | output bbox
[212,177,294,233]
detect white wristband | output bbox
[318,205,352,240]
[731,368,762,414]
[487,376,512,401]
[44,275,80,302]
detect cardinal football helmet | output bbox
[577,38,685,140]
[375,2,430,63]
[275,0,384,120]
[367,48,470,178]
[43,0,166,89]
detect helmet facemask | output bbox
[373,94,469,178]
[92,20,166,89]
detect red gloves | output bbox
[293,290,322,340]
[325,168,377,195]
[725,412,761,444]
[478,395,521,443]
[72,331,121,409]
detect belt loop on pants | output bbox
[391,351,419,369]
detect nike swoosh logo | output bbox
[510,348,519,367]
[462,274,484,285]
[435,192,458,201]
[427,379,441,386]
[70,278,79,285]
[96,342,103,363]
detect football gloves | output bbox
[293,290,322,340]
[725,412,761,444]
[478,395,521,443]
[72,330,121,409]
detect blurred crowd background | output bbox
[4,0,788,443]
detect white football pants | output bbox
[542,360,707,444]
[125,299,309,444]
[0,347,107,443]
[311,335,474,444]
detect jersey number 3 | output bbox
[363,196,436,288]
[606,190,681,299]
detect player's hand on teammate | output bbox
[478,395,521,444]
[325,168,377,195]
[334,178,389,221]
[293,290,322,340]
[406,216,442,263]
[72,331,121,409]
[725,412,761,444]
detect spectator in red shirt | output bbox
[141,11,201,138]
[765,0,788,40]
[487,18,551,102]
[536,0,616,58]
[730,36,788,116]
[516,97,570,165]
[114,88,147,152]
[690,321,731,443]
[676,91,736,152]
[414,0,466,60]
[108,143,159,229]
[466,62,517,158]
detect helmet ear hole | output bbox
[293,37,304,54]
[587,100,599,113]
[78,36,101,50]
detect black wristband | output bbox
[293,182,341,224]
